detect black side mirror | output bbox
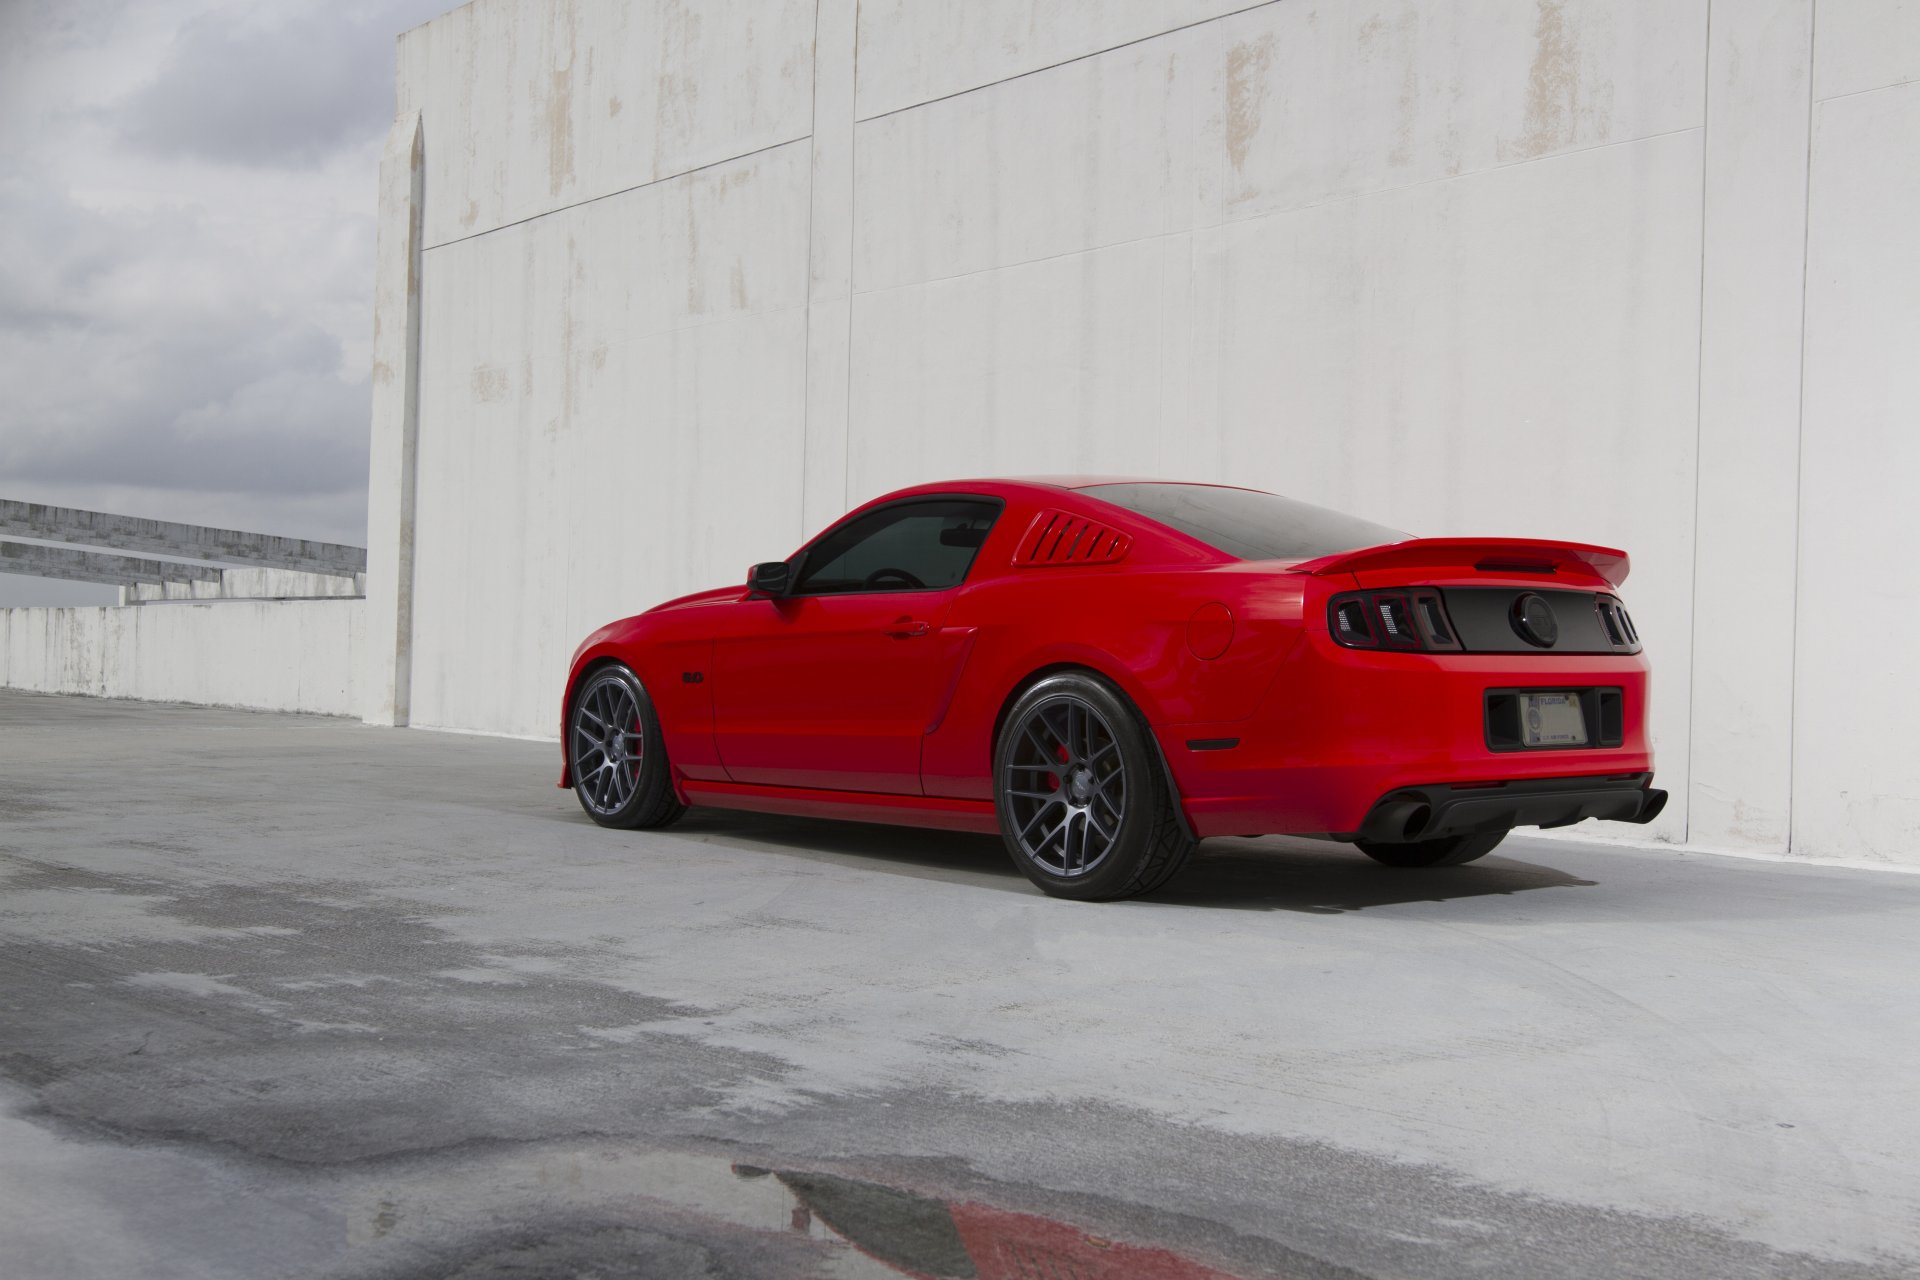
[748,561,791,597]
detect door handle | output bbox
[885,618,932,639]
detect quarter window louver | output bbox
[1012,510,1132,567]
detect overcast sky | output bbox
[0,0,453,605]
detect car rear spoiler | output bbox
[1289,538,1630,588]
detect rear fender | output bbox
[985,644,1163,749]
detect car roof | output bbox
[867,476,1274,502]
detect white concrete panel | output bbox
[853,0,1705,293]
[1212,0,1706,221]
[853,27,1217,293]
[1794,80,1920,863]
[0,600,363,717]
[846,234,1199,503]
[854,0,1259,121]
[408,144,810,739]
[1813,0,1920,101]
[1190,134,1701,555]
[410,311,808,741]
[561,311,809,661]
[401,0,814,247]
[394,13,429,121]
[1687,0,1813,852]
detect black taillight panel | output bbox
[1429,587,1642,654]
[1328,590,1462,651]
[1332,588,1643,655]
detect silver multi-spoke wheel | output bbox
[1003,695,1128,878]
[568,665,685,830]
[571,672,646,817]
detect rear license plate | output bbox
[1521,692,1587,747]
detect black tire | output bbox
[1355,829,1506,868]
[567,664,686,830]
[993,672,1198,901]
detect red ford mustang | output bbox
[561,478,1663,900]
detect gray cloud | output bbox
[112,1,449,167]
[0,0,134,54]
[0,175,371,498]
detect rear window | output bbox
[1081,483,1406,561]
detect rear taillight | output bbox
[1595,595,1640,652]
[1331,595,1374,644]
[1328,590,1462,651]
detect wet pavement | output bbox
[2,689,1919,1278]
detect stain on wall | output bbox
[1225,33,1276,179]
[471,365,511,403]
[545,0,580,197]
[1503,0,1617,161]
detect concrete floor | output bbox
[2,691,1918,1280]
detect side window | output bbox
[791,499,1001,595]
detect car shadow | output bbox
[661,809,1024,891]
[646,810,1596,914]
[1154,836,1597,913]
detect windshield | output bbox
[1081,483,1407,561]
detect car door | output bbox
[711,497,1002,794]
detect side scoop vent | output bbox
[1013,510,1132,568]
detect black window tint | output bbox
[1082,483,1407,561]
[792,499,1001,595]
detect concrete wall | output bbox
[1,599,364,717]
[1795,4,1920,862]
[367,0,1920,865]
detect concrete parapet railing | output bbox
[1,540,226,588]
[0,501,367,602]
[1,539,364,602]
[0,499,367,576]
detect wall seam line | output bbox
[854,0,1285,125]
[421,135,812,254]
[840,7,860,514]
[1813,73,1920,105]
[799,0,823,537]
[1787,0,1821,855]
[1683,0,1715,847]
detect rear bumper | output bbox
[1349,773,1667,844]
[1159,630,1658,838]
